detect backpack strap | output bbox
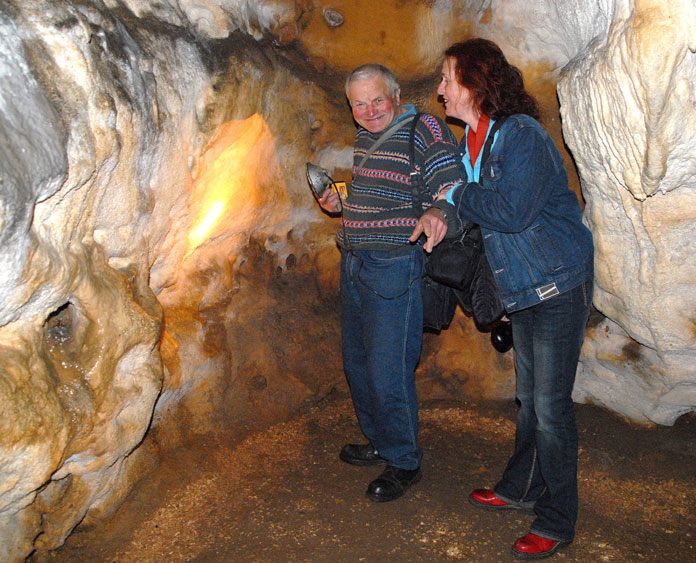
[408,113,426,216]
[358,115,417,169]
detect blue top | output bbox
[443,114,594,312]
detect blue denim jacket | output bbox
[443,114,594,313]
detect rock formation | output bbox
[0,0,693,559]
[557,0,696,424]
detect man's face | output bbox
[348,76,401,133]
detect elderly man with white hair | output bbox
[317,63,460,502]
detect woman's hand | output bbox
[318,188,341,214]
[409,208,448,252]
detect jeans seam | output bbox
[581,278,589,307]
[520,447,537,500]
[400,253,418,464]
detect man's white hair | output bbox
[345,63,400,100]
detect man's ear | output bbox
[394,88,401,106]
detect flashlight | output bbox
[306,162,346,212]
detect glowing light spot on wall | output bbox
[187,114,269,252]
[188,200,225,248]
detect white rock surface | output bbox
[0,1,341,558]
[0,2,198,559]
[557,0,696,423]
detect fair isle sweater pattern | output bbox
[337,112,461,250]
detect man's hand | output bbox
[409,208,448,253]
[318,188,341,214]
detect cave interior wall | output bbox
[0,0,694,560]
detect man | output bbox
[317,63,460,502]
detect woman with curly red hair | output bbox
[416,38,595,559]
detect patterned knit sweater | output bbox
[337,106,462,251]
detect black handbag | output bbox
[422,275,458,331]
[410,116,508,331]
[468,249,505,328]
[425,221,483,291]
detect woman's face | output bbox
[437,57,479,128]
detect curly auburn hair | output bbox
[444,38,540,120]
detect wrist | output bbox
[430,200,459,237]
[428,207,446,221]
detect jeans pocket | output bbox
[356,251,420,300]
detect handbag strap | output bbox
[478,115,508,171]
[358,115,417,169]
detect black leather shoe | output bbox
[366,465,422,502]
[339,443,385,466]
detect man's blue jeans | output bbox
[340,248,424,470]
[494,278,593,542]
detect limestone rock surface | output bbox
[558,0,696,423]
[0,1,345,559]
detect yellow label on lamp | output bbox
[333,181,348,200]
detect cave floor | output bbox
[38,391,695,562]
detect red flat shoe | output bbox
[512,532,568,560]
[468,488,535,513]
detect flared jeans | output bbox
[494,277,593,542]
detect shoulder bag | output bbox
[410,116,507,330]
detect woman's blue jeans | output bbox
[494,278,593,542]
[340,248,424,470]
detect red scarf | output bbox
[466,114,491,167]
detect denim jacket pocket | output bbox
[528,224,564,273]
[482,157,503,184]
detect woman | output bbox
[430,38,594,559]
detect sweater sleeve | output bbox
[416,115,463,200]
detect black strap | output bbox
[459,116,508,231]
[479,116,508,168]
[359,115,417,169]
[408,113,425,216]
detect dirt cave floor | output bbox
[37,392,695,562]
